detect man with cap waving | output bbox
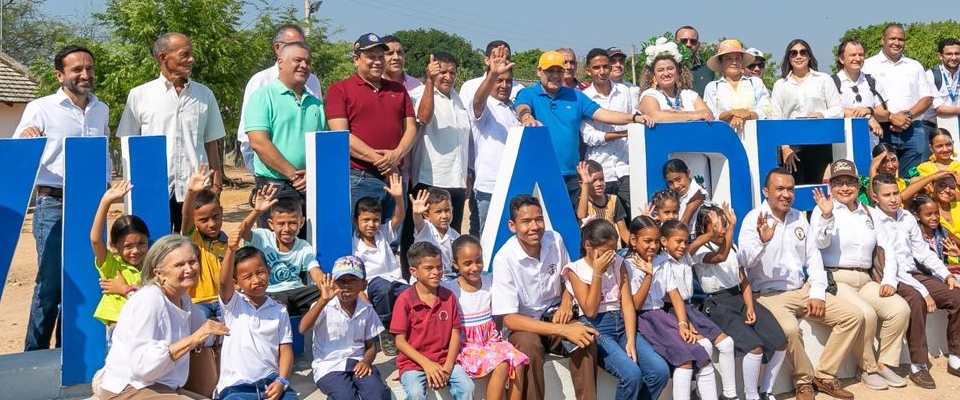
[514,50,654,200]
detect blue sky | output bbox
[42,0,951,72]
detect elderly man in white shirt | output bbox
[117,32,226,233]
[580,47,636,220]
[14,45,110,352]
[833,39,891,149]
[809,160,909,390]
[236,24,322,174]
[863,24,935,176]
[925,38,960,125]
[738,168,863,400]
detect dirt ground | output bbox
[3,166,960,399]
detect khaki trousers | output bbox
[832,269,910,369]
[100,384,207,400]
[508,330,598,400]
[756,283,863,385]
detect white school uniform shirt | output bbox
[309,297,384,381]
[863,52,935,114]
[353,220,403,283]
[769,71,843,119]
[442,274,494,328]
[703,75,771,120]
[655,252,697,301]
[458,75,524,108]
[581,82,636,182]
[632,258,674,311]
[492,231,570,319]
[13,88,111,187]
[678,181,709,232]
[737,201,829,300]
[694,244,742,294]
[116,76,227,202]
[875,208,953,297]
[835,71,887,110]
[926,65,960,121]
[809,200,895,277]
[237,64,322,173]
[100,285,206,394]
[409,85,471,189]
[413,220,459,273]
[472,94,520,194]
[562,256,625,313]
[216,293,292,392]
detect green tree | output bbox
[509,48,542,83]
[1,0,76,66]
[389,28,483,88]
[839,21,960,69]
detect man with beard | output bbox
[676,26,715,96]
[925,38,960,125]
[117,32,226,233]
[14,45,110,351]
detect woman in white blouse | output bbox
[770,39,843,184]
[703,39,772,135]
[99,235,229,400]
[638,39,714,190]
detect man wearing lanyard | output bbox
[863,24,935,177]
[925,38,960,125]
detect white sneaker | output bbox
[877,366,907,388]
[861,371,889,390]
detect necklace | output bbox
[660,87,682,110]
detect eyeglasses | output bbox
[788,49,809,58]
[746,62,765,70]
[850,85,862,103]
[830,179,859,188]
[679,38,699,45]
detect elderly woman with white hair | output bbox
[99,235,230,400]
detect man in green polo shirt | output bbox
[246,42,326,229]
[676,25,716,97]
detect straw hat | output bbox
[706,39,755,72]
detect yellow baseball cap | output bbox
[538,51,565,70]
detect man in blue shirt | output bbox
[514,50,654,198]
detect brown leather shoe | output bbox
[795,383,816,400]
[814,377,854,399]
[909,366,937,389]
[949,364,960,379]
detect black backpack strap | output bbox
[864,74,888,109]
[932,67,943,91]
[831,74,842,93]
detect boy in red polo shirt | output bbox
[391,242,475,399]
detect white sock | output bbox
[760,350,786,393]
[673,368,693,400]
[697,363,719,400]
[716,337,737,397]
[950,354,960,369]
[697,337,715,354]
[742,352,763,400]
[911,363,925,374]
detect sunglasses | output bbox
[850,85,862,103]
[789,49,810,58]
[747,62,765,70]
[679,38,699,45]
[830,179,859,188]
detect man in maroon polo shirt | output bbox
[325,33,417,220]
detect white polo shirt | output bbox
[694,244,742,294]
[926,65,960,120]
[13,88,111,188]
[472,94,520,194]
[491,231,570,319]
[116,76,227,201]
[216,293,292,392]
[631,259,674,311]
[581,82,636,182]
[769,71,843,119]
[738,201,828,300]
[309,297,383,381]
[353,220,403,283]
[655,252,698,301]
[863,52,935,114]
[413,220,460,273]
[875,209,952,297]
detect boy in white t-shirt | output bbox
[238,187,322,316]
[410,187,460,273]
[217,236,297,400]
[299,256,390,400]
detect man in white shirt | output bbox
[468,44,520,233]
[925,38,960,124]
[14,45,110,351]
[863,24,935,176]
[459,40,525,107]
[606,47,640,101]
[117,32,226,233]
[738,168,863,400]
[580,48,636,219]
[237,24,323,174]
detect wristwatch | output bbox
[275,377,289,390]
[904,111,915,120]
[632,112,642,123]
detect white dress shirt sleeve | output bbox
[875,222,901,287]
[126,296,179,383]
[821,76,844,119]
[917,64,936,101]
[769,80,785,119]
[753,79,772,120]
[804,219,828,301]
[908,222,952,281]
[704,80,720,118]
[491,253,520,316]
[737,209,767,269]
[116,92,141,137]
[203,95,227,143]
[580,120,607,147]
[12,101,43,137]
[809,210,835,249]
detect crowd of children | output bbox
[92,139,960,400]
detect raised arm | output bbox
[181,164,213,235]
[238,185,279,243]
[219,232,241,304]
[409,189,429,235]
[91,181,133,267]
[416,55,440,126]
[565,251,615,319]
[472,46,515,118]
[298,271,340,334]
[385,173,406,230]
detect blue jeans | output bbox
[474,190,492,235]
[349,171,394,223]
[882,121,933,177]
[218,372,299,400]
[315,359,391,400]
[400,364,474,400]
[367,277,409,328]
[581,310,670,400]
[25,195,63,351]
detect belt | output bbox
[349,168,385,181]
[254,176,292,187]
[825,266,871,273]
[36,185,63,198]
[706,285,742,298]
[921,120,937,129]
